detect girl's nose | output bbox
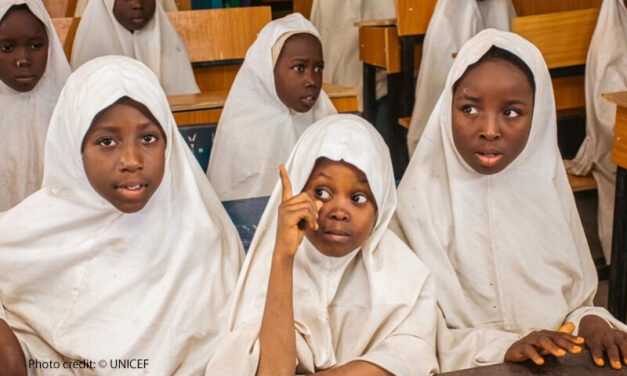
[304,69,316,88]
[119,145,143,172]
[479,114,501,140]
[327,201,350,222]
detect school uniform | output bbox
[205,114,439,376]
[406,0,516,156]
[0,56,243,375]
[393,29,627,372]
[71,0,199,95]
[0,0,71,211]
[565,0,627,263]
[207,13,337,201]
[310,0,395,108]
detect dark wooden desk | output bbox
[605,91,627,323]
[439,352,627,376]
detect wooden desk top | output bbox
[353,19,396,28]
[438,352,627,376]
[167,83,359,113]
[604,91,627,108]
[605,91,627,169]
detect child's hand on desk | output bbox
[579,314,627,370]
[275,165,322,257]
[505,322,584,365]
[0,319,26,376]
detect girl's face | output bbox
[451,59,534,174]
[113,0,156,32]
[0,6,48,92]
[274,33,324,113]
[302,158,377,258]
[82,98,166,213]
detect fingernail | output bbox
[576,337,585,343]
[556,349,565,356]
[595,358,604,366]
[612,361,621,369]
[537,358,544,365]
[572,346,582,353]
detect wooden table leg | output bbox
[387,72,409,178]
[399,35,417,117]
[362,62,377,124]
[610,166,627,323]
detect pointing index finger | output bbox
[279,165,293,203]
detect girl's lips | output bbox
[322,229,350,243]
[475,152,502,167]
[115,183,147,199]
[300,96,317,108]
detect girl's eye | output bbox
[30,41,44,50]
[0,44,13,53]
[462,105,478,115]
[352,193,368,204]
[314,64,324,73]
[504,108,520,118]
[141,134,158,144]
[97,137,117,147]
[314,188,330,200]
[292,64,305,72]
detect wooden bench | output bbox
[605,91,627,323]
[51,17,80,59]
[43,0,77,17]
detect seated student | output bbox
[207,13,337,201]
[0,0,71,211]
[205,114,438,376]
[406,0,516,156]
[565,0,627,264]
[71,0,199,95]
[0,56,243,375]
[393,29,627,372]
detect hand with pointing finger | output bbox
[275,165,323,258]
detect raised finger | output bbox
[279,165,293,203]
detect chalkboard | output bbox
[178,123,217,172]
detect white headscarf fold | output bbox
[393,29,627,372]
[406,0,516,156]
[565,0,627,262]
[0,0,71,211]
[206,13,337,201]
[0,56,243,375]
[74,0,178,17]
[70,0,199,95]
[206,114,438,376]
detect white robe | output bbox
[565,0,627,263]
[406,0,516,156]
[393,29,627,372]
[70,0,199,95]
[206,13,337,201]
[310,0,396,107]
[206,114,439,376]
[0,0,71,211]
[0,56,244,375]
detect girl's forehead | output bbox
[0,5,43,29]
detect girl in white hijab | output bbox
[393,29,627,372]
[205,114,438,376]
[207,13,337,201]
[565,0,627,264]
[70,0,199,95]
[0,0,71,211]
[406,0,516,156]
[0,56,243,375]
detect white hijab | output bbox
[565,0,627,263]
[70,0,199,95]
[406,0,516,156]
[310,0,396,107]
[74,0,178,17]
[207,13,337,201]
[0,56,243,375]
[0,0,71,211]
[206,114,438,376]
[393,29,627,372]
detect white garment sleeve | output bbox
[436,309,521,372]
[356,274,439,376]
